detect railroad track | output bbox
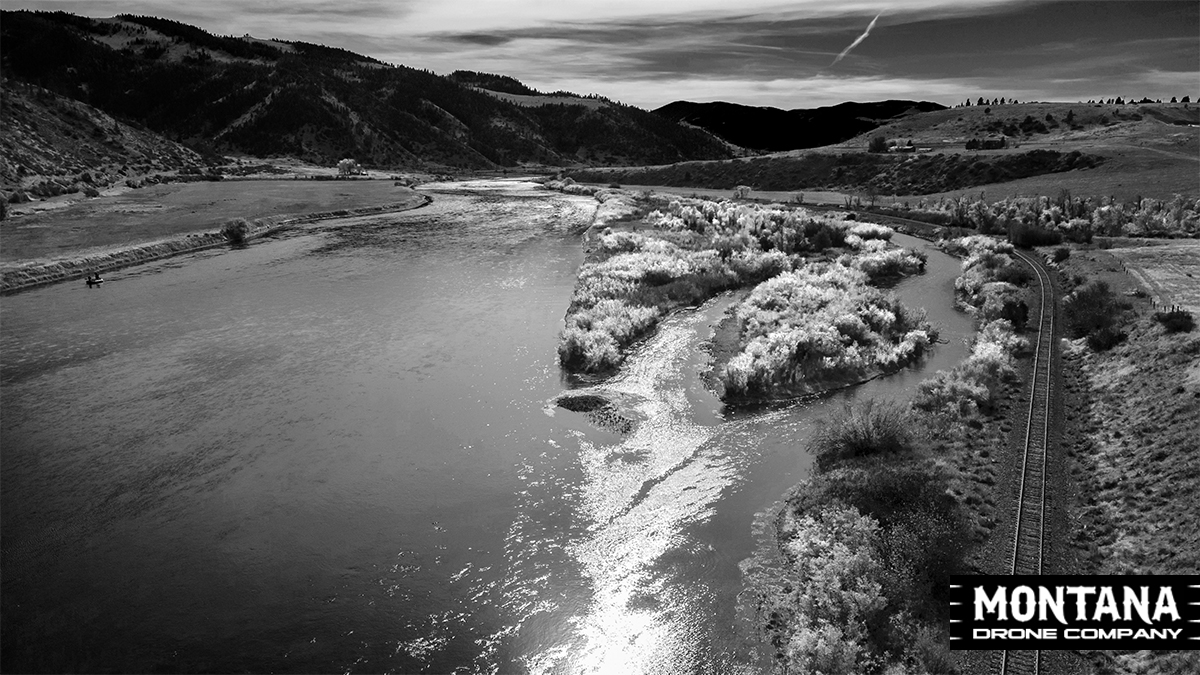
[839,212,1059,675]
[998,248,1057,675]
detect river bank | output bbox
[0,191,430,293]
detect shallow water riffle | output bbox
[0,182,973,674]
[526,230,975,673]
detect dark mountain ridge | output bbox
[0,10,733,170]
[654,99,948,151]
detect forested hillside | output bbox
[0,11,733,169]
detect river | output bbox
[0,180,972,674]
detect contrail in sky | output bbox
[831,14,881,66]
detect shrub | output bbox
[914,320,1024,417]
[1009,222,1062,248]
[722,264,935,397]
[780,504,887,675]
[221,218,251,244]
[1063,279,1130,347]
[979,281,1029,328]
[1086,325,1126,351]
[849,222,893,241]
[1052,247,1071,263]
[785,466,971,621]
[993,262,1032,286]
[913,370,989,417]
[812,399,915,471]
[1154,309,1195,333]
[846,247,926,282]
[868,136,889,153]
[561,227,791,373]
[769,463,971,674]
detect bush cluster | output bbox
[812,399,914,472]
[1008,222,1063,248]
[1153,308,1196,333]
[1063,279,1132,351]
[721,264,935,398]
[559,230,788,372]
[221,218,251,244]
[645,197,852,254]
[766,455,970,674]
[914,320,1027,417]
[887,193,1200,240]
[949,236,1031,328]
[777,504,887,673]
[561,194,932,376]
[843,246,927,282]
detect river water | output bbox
[0,180,972,674]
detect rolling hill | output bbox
[0,79,208,196]
[0,11,733,178]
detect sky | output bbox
[11,0,1199,110]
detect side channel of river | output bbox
[0,180,972,674]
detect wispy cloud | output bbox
[831,13,880,66]
[8,0,1198,108]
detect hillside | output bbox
[564,149,1105,196]
[833,101,1200,200]
[836,100,1199,153]
[653,99,947,151]
[567,99,1198,201]
[0,79,208,196]
[0,11,733,174]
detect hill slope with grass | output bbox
[0,79,208,197]
[572,99,1198,201]
[835,101,1199,200]
[565,149,1105,197]
[0,11,732,174]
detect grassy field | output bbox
[1104,241,1200,312]
[1053,247,1200,674]
[1,179,420,262]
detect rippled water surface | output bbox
[1,182,972,674]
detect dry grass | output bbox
[1105,241,1200,313]
[1064,320,1200,576]
[1056,249,1200,673]
[1,180,422,262]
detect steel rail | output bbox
[999,248,1056,675]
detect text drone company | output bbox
[948,576,1200,650]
